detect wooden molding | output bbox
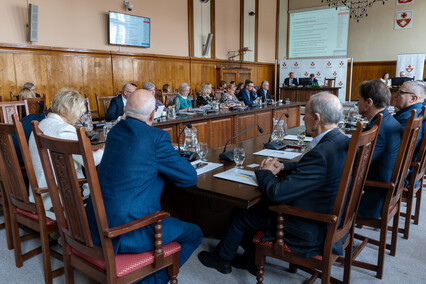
[254,0,259,62]
[240,0,244,61]
[210,0,216,59]
[188,0,194,57]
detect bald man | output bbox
[85,89,202,284]
[105,83,136,121]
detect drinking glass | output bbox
[103,121,113,140]
[81,113,93,131]
[297,130,306,146]
[196,142,208,161]
[168,106,176,119]
[233,148,245,168]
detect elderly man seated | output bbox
[85,89,202,284]
[105,83,136,121]
[198,92,350,275]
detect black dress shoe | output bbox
[198,251,232,274]
[231,253,257,276]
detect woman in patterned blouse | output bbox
[221,84,244,107]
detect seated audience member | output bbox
[198,92,349,275]
[380,72,392,87]
[239,80,257,106]
[162,83,171,93]
[218,80,227,91]
[221,84,243,107]
[21,85,44,114]
[85,89,202,284]
[229,80,235,85]
[400,71,406,77]
[105,83,136,121]
[357,80,403,219]
[23,82,41,98]
[310,73,319,86]
[235,82,244,96]
[174,83,193,112]
[284,72,299,87]
[28,88,104,220]
[197,82,215,106]
[257,80,272,103]
[143,82,164,108]
[19,87,35,99]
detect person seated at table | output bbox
[284,72,299,87]
[23,82,41,98]
[221,84,244,108]
[235,82,244,96]
[20,85,44,114]
[197,82,216,106]
[239,80,257,106]
[85,89,202,284]
[356,80,403,219]
[174,82,193,112]
[162,83,171,93]
[218,80,227,91]
[380,72,392,87]
[257,80,272,103]
[105,83,136,121]
[198,92,350,275]
[310,73,319,86]
[28,88,104,220]
[143,82,164,109]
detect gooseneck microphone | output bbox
[219,124,264,162]
[264,113,289,150]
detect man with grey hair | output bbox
[199,92,350,275]
[86,89,202,284]
[105,83,136,121]
[142,82,164,108]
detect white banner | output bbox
[279,58,348,102]
[396,53,425,80]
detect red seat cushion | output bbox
[73,241,181,277]
[253,231,322,260]
[403,187,409,192]
[16,208,56,226]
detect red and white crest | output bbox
[406,65,414,73]
[339,61,345,66]
[294,62,299,67]
[316,72,321,76]
[339,81,343,87]
[327,61,332,67]
[304,72,309,76]
[333,71,338,76]
[397,0,414,5]
[311,62,315,67]
[282,62,287,67]
[395,10,413,29]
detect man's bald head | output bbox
[307,92,343,125]
[125,89,156,122]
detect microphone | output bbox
[264,113,289,150]
[219,124,264,162]
[177,124,198,161]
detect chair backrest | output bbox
[325,116,382,250]
[0,100,29,124]
[0,95,2,102]
[324,77,336,87]
[22,97,44,115]
[96,94,115,120]
[164,93,178,107]
[411,125,426,183]
[31,122,113,266]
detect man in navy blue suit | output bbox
[284,72,299,87]
[239,80,257,106]
[105,83,136,121]
[86,89,202,283]
[357,80,403,218]
[198,92,350,275]
[257,80,272,103]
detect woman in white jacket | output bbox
[28,88,104,220]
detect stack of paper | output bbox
[284,135,313,142]
[213,168,258,186]
[253,149,302,160]
[191,160,223,175]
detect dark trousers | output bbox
[140,221,203,284]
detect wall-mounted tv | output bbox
[109,11,150,48]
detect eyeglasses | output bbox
[396,90,416,96]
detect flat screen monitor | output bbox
[299,78,312,86]
[391,77,412,87]
[109,11,150,48]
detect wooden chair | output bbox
[164,93,178,107]
[10,92,19,101]
[0,114,63,284]
[324,78,336,87]
[22,97,45,115]
[96,94,115,120]
[0,94,2,102]
[399,129,426,239]
[31,122,181,284]
[254,117,382,284]
[0,162,13,250]
[0,100,29,123]
[352,107,425,279]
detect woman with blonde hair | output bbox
[221,84,244,108]
[196,82,215,106]
[19,87,36,99]
[28,87,104,220]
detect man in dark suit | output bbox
[284,72,299,87]
[198,92,350,275]
[239,80,257,106]
[310,73,319,86]
[257,80,272,103]
[357,80,403,218]
[85,89,202,283]
[105,83,136,121]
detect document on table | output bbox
[284,135,313,142]
[191,160,223,175]
[213,168,258,186]
[253,149,302,160]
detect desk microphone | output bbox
[264,113,289,150]
[177,124,198,161]
[219,124,264,162]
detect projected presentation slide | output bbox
[289,7,349,58]
[110,12,150,48]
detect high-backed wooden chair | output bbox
[399,129,426,239]
[353,107,425,279]
[254,117,382,284]
[324,78,336,87]
[23,97,45,115]
[31,122,181,284]
[96,94,115,120]
[0,114,63,284]
[164,93,179,107]
[0,100,29,123]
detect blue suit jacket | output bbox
[239,88,257,106]
[85,117,198,254]
[105,95,125,121]
[284,77,299,86]
[357,109,403,218]
[255,128,350,257]
[257,89,272,103]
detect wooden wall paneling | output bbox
[112,56,135,95]
[152,59,174,90]
[287,106,300,128]
[190,120,210,146]
[236,113,256,142]
[210,117,233,148]
[172,60,191,91]
[0,52,17,99]
[256,110,272,135]
[158,125,177,143]
[190,61,217,90]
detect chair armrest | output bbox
[104,211,170,238]
[78,179,88,186]
[269,205,337,224]
[410,161,420,168]
[364,180,395,190]
[34,187,49,194]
